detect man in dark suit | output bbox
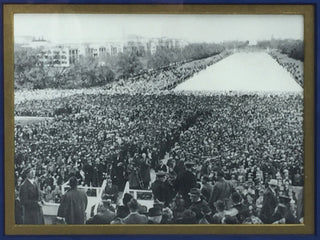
[188,188,211,222]
[260,179,279,223]
[19,166,44,224]
[84,160,94,186]
[111,161,126,191]
[175,161,197,206]
[151,171,175,206]
[57,177,88,224]
[123,199,148,224]
[209,170,234,209]
[139,153,151,189]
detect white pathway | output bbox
[174,52,303,94]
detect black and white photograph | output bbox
[13,13,304,225]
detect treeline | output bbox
[14,42,226,90]
[146,43,226,69]
[14,48,116,90]
[257,39,304,61]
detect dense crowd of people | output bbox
[14,51,231,106]
[112,51,232,93]
[15,90,304,224]
[269,51,304,87]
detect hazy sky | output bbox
[14,14,303,44]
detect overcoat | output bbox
[122,212,148,224]
[57,188,88,224]
[176,170,197,197]
[209,179,234,209]
[260,187,278,223]
[189,199,211,220]
[19,179,44,224]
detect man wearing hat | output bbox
[177,209,197,224]
[151,171,175,206]
[188,188,211,223]
[227,192,250,223]
[147,207,163,224]
[19,166,44,224]
[260,179,279,223]
[123,198,148,224]
[272,199,299,224]
[175,161,197,206]
[57,176,88,224]
[151,171,166,201]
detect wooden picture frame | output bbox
[0,2,318,238]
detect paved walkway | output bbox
[174,52,303,94]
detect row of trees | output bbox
[146,42,245,69]
[257,39,304,61]
[14,42,227,90]
[14,48,115,89]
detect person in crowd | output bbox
[209,170,234,210]
[110,205,129,224]
[111,161,126,191]
[138,205,148,217]
[19,166,44,224]
[260,179,279,223]
[255,189,264,215]
[123,198,148,224]
[272,203,299,224]
[226,192,250,223]
[86,201,116,224]
[15,189,23,224]
[212,200,226,224]
[188,188,211,223]
[200,175,213,202]
[147,207,163,224]
[242,206,263,224]
[156,159,168,173]
[43,185,54,202]
[84,160,94,187]
[222,215,239,224]
[175,161,197,206]
[271,194,299,224]
[92,158,105,187]
[128,166,141,190]
[57,176,88,224]
[103,179,119,204]
[161,207,174,224]
[151,171,175,206]
[177,209,197,224]
[139,153,151,189]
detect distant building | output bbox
[123,41,146,56]
[15,36,189,67]
[85,44,99,58]
[69,47,79,64]
[146,38,188,55]
[37,46,70,67]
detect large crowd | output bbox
[269,51,304,87]
[14,51,231,106]
[15,89,304,224]
[113,51,232,93]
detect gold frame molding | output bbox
[3,4,315,235]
